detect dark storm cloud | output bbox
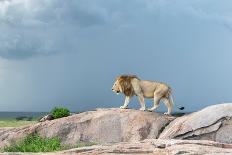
[2,0,232,60]
[0,0,108,59]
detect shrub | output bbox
[27,117,33,121]
[51,107,70,119]
[15,116,27,121]
[4,134,61,152]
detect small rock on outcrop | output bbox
[39,114,53,122]
[159,103,232,143]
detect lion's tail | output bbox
[168,88,185,111]
[168,88,174,106]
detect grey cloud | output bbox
[0,0,108,59]
[0,0,232,60]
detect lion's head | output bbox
[112,75,139,96]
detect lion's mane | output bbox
[117,75,139,96]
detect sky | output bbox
[0,0,232,112]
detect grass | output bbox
[0,119,37,127]
[3,134,96,152]
[4,134,61,152]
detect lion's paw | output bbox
[139,107,146,111]
[164,112,171,115]
[120,106,127,109]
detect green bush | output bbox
[51,107,70,119]
[4,134,61,152]
[3,134,96,152]
[15,116,27,121]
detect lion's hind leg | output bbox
[162,97,173,115]
[147,95,162,112]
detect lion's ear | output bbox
[116,76,121,81]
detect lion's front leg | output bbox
[120,96,131,109]
[138,95,146,111]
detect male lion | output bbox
[111,75,173,115]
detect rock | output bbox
[1,139,232,155]
[0,108,173,148]
[39,114,53,122]
[39,113,76,122]
[159,103,232,143]
[1,104,232,154]
[60,139,232,155]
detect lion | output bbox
[111,75,174,115]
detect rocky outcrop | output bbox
[1,139,232,155]
[1,103,232,154]
[0,108,173,148]
[159,103,232,143]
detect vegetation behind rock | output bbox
[51,107,70,119]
